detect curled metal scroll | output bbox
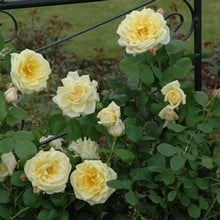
[0,10,18,43]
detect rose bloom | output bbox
[24,148,72,194]
[70,160,117,205]
[108,119,125,137]
[68,137,100,160]
[10,49,51,94]
[161,80,186,108]
[159,105,179,127]
[53,71,99,118]
[0,152,17,182]
[117,8,170,55]
[97,101,121,127]
[4,87,17,103]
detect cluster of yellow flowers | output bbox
[1,7,185,206]
[159,80,186,127]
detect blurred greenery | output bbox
[0,0,219,58]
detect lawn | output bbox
[1,0,220,58]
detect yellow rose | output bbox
[108,119,125,137]
[24,148,72,194]
[159,105,179,127]
[68,137,100,160]
[0,152,17,182]
[161,80,186,108]
[70,160,117,205]
[97,101,121,127]
[117,8,170,55]
[52,71,99,118]
[10,49,51,94]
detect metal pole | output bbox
[0,0,104,10]
[194,0,202,91]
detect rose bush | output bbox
[0,7,220,220]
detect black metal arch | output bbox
[0,0,202,91]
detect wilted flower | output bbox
[159,105,179,127]
[39,135,64,151]
[108,119,125,137]
[4,87,17,103]
[68,137,100,160]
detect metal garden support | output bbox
[0,0,202,90]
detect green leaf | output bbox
[167,123,186,133]
[112,214,131,220]
[0,205,10,219]
[37,209,58,220]
[148,190,166,208]
[50,193,68,207]
[166,39,187,54]
[14,140,37,160]
[0,34,4,50]
[167,190,176,202]
[0,138,14,153]
[115,148,135,164]
[199,196,209,210]
[162,171,175,185]
[58,210,69,220]
[0,92,7,123]
[119,56,140,77]
[136,92,149,107]
[195,178,209,190]
[194,91,209,107]
[23,187,43,208]
[125,124,142,142]
[157,143,177,157]
[0,186,9,204]
[172,57,192,79]
[107,179,132,190]
[130,167,151,181]
[125,191,138,206]
[48,114,66,135]
[127,75,139,89]
[180,196,190,207]
[187,204,201,218]
[11,171,26,187]
[139,64,154,86]
[201,156,214,169]
[67,118,82,141]
[170,155,186,171]
[152,65,163,81]
[8,107,28,120]
[197,123,213,133]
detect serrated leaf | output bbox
[0,186,9,204]
[157,143,177,157]
[125,123,142,142]
[115,149,135,164]
[201,156,214,169]
[139,64,154,86]
[125,191,138,206]
[166,39,187,54]
[197,123,213,133]
[107,179,132,190]
[11,171,26,187]
[167,190,176,202]
[167,123,186,133]
[48,114,66,135]
[194,91,209,107]
[199,196,209,210]
[172,57,192,79]
[187,204,201,218]
[23,187,43,208]
[170,155,186,171]
[67,119,82,141]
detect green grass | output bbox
[2,0,220,58]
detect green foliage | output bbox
[0,9,220,220]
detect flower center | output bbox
[168,90,182,105]
[136,26,149,37]
[68,86,84,102]
[36,160,58,178]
